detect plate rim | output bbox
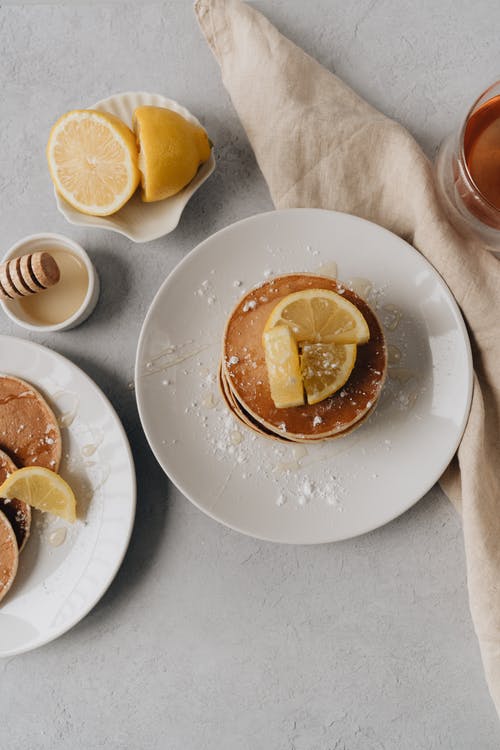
[0,334,137,656]
[135,208,473,544]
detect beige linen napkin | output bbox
[195,0,500,714]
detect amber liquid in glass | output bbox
[463,94,500,213]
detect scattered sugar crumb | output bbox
[302,479,313,497]
[230,431,243,446]
[306,244,320,256]
[202,393,216,409]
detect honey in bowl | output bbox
[18,248,89,326]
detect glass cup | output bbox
[435,80,500,251]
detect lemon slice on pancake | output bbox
[0,467,76,523]
[262,326,304,408]
[264,288,370,345]
[300,343,357,405]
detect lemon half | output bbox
[47,109,140,216]
[133,106,211,202]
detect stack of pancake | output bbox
[219,273,387,443]
[0,376,61,603]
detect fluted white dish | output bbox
[53,91,216,242]
[0,337,136,656]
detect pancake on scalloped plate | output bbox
[220,273,387,442]
[0,375,64,603]
[0,509,18,604]
[0,375,62,471]
[0,449,31,552]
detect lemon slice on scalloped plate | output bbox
[0,467,76,523]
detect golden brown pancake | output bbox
[0,509,19,604]
[218,362,294,441]
[222,274,386,441]
[219,361,376,443]
[0,448,16,482]
[0,449,31,552]
[0,376,61,471]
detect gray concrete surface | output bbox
[1,1,499,748]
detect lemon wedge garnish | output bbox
[262,326,304,408]
[47,109,140,216]
[264,288,370,345]
[0,467,76,523]
[133,106,211,202]
[300,343,357,405]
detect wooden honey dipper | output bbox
[0,252,60,301]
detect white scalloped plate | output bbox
[53,91,216,242]
[0,336,136,656]
[135,209,473,544]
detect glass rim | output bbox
[458,79,500,216]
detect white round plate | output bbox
[135,209,472,544]
[0,336,136,656]
[54,91,216,242]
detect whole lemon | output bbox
[133,106,211,202]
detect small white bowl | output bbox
[53,91,216,243]
[1,233,99,333]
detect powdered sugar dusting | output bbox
[142,245,435,522]
[202,403,349,511]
